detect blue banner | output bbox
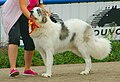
[0,0,6,5]
[43,0,96,4]
[0,0,96,5]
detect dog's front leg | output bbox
[42,49,53,77]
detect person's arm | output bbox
[19,0,31,19]
[38,3,51,16]
[37,0,51,16]
[37,0,45,10]
[38,3,47,11]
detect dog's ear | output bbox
[42,9,47,16]
[42,16,47,23]
[41,9,48,23]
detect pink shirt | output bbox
[27,0,38,11]
[2,0,43,34]
[28,0,43,11]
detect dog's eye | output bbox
[37,9,42,16]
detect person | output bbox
[2,0,48,77]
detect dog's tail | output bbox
[86,26,111,60]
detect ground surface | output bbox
[0,62,120,82]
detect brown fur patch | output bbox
[59,23,69,40]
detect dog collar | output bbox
[28,19,40,34]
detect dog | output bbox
[30,7,111,77]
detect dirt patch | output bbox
[0,62,120,82]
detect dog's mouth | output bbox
[30,14,38,20]
[30,10,38,20]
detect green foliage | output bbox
[16,48,24,67]
[54,51,84,65]
[0,40,120,68]
[0,48,9,68]
[32,51,44,66]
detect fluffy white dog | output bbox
[30,7,111,77]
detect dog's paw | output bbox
[42,73,52,78]
[80,71,90,75]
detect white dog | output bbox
[30,7,111,77]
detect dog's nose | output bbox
[30,10,33,14]
[30,10,33,17]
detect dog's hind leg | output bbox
[41,49,54,77]
[76,45,92,75]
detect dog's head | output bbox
[30,7,47,23]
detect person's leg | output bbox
[8,44,18,71]
[8,20,20,77]
[19,14,37,75]
[24,50,34,71]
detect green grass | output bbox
[0,40,120,68]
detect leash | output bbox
[28,19,40,34]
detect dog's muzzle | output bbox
[30,10,34,17]
[30,10,38,20]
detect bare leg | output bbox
[8,44,18,70]
[24,50,34,71]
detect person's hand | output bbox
[43,8,51,16]
[46,10,51,16]
[29,14,42,27]
[29,15,36,22]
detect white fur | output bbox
[30,7,111,77]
